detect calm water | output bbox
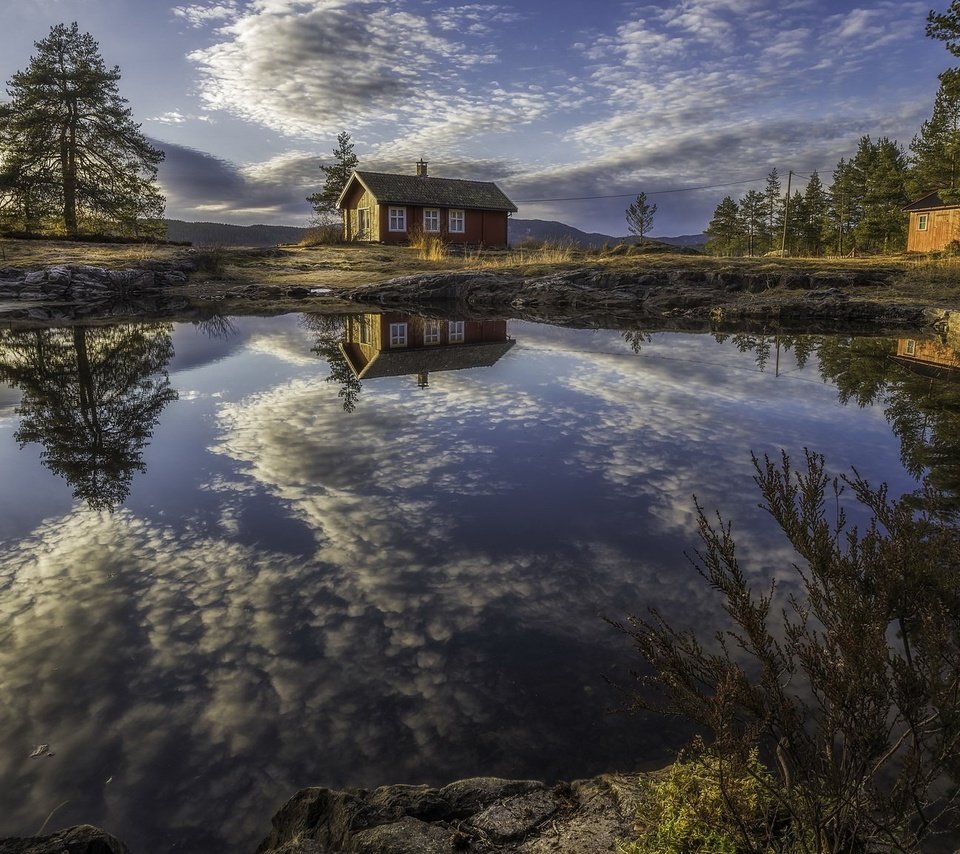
[0,314,956,852]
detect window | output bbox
[448,321,465,344]
[389,323,408,347]
[423,208,440,232]
[389,207,406,232]
[357,208,369,238]
[448,209,465,233]
[423,320,441,345]
[905,339,916,356]
[918,214,929,231]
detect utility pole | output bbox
[780,170,792,256]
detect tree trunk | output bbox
[61,102,78,236]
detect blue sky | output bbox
[1,0,954,234]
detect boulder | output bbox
[0,824,129,854]
[255,774,645,854]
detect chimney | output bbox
[416,159,428,177]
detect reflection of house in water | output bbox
[893,338,960,381]
[340,313,514,387]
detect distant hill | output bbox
[509,218,706,250]
[164,219,310,246]
[162,217,706,250]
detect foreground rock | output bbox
[0,774,645,854]
[0,262,197,323]
[0,824,129,854]
[256,774,645,854]
[340,267,935,331]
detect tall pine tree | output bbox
[307,131,359,224]
[909,70,960,199]
[705,196,741,255]
[0,23,164,237]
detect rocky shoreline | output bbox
[0,261,955,335]
[0,773,646,854]
[338,266,943,332]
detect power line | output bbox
[512,168,839,205]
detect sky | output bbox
[0,0,955,236]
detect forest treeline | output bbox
[705,72,960,257]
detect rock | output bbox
[470,790,558,841]
[256,773,645,854]
[0,824,129,854]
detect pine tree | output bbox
[737,189,766,255]
[0,23,164,237]
[799,171,830,255]
[927,2,960,57]
[909,70,960,199]
[307,131,359,224]
[625,191,657,240]
[705,196,741,255]
[763,168,783,252]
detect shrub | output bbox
[298,223,345,247]
[617,450,960,852]
[408,224,448,261]
[618,745,777,854]
[191,244,227,276]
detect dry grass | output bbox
[408,226,448,261]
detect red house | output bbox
[336,161,517,247]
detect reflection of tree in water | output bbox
[621,328,651,354]
[193,313,239,341]
[302,313,361,413]
[0,324,177,510]
[727,333,960,510]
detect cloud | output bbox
[182,0,541,145]
[155,140,318,223]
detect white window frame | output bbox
[918,214,929,231]
[423,208,441,232]
[423,320,441,345]
[448,321,465,344]
[448,209,465,233]
[389,322,408,347]
[388,206,407,232]
[905,339,916,356]
[357,207,369,238]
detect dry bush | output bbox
[408,225,448,261]
[190,244,227,277]
[299,223,345,247]
[617,450,960,852]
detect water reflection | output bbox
[0,315,958,853]
[340,312,514,389]
[0,325,177,510]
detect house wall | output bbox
[341,187,379,241]
[907,208,960,252]
[374,205,510,247]
[896,338,960,369]
[375,313,508,346]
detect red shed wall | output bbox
[376,205,510,247]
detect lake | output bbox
[0,312,956,852]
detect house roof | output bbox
[340,339,515,379]
[903,191,960,212]
[338,171,517,212]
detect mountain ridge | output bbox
[162,217,706,249]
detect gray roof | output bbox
[903,191,960,212]
[341,171,517,212]
[341,340,515,379]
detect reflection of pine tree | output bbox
[302,313,362,413]
[732,333,773,371]
[0,324,177,510]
